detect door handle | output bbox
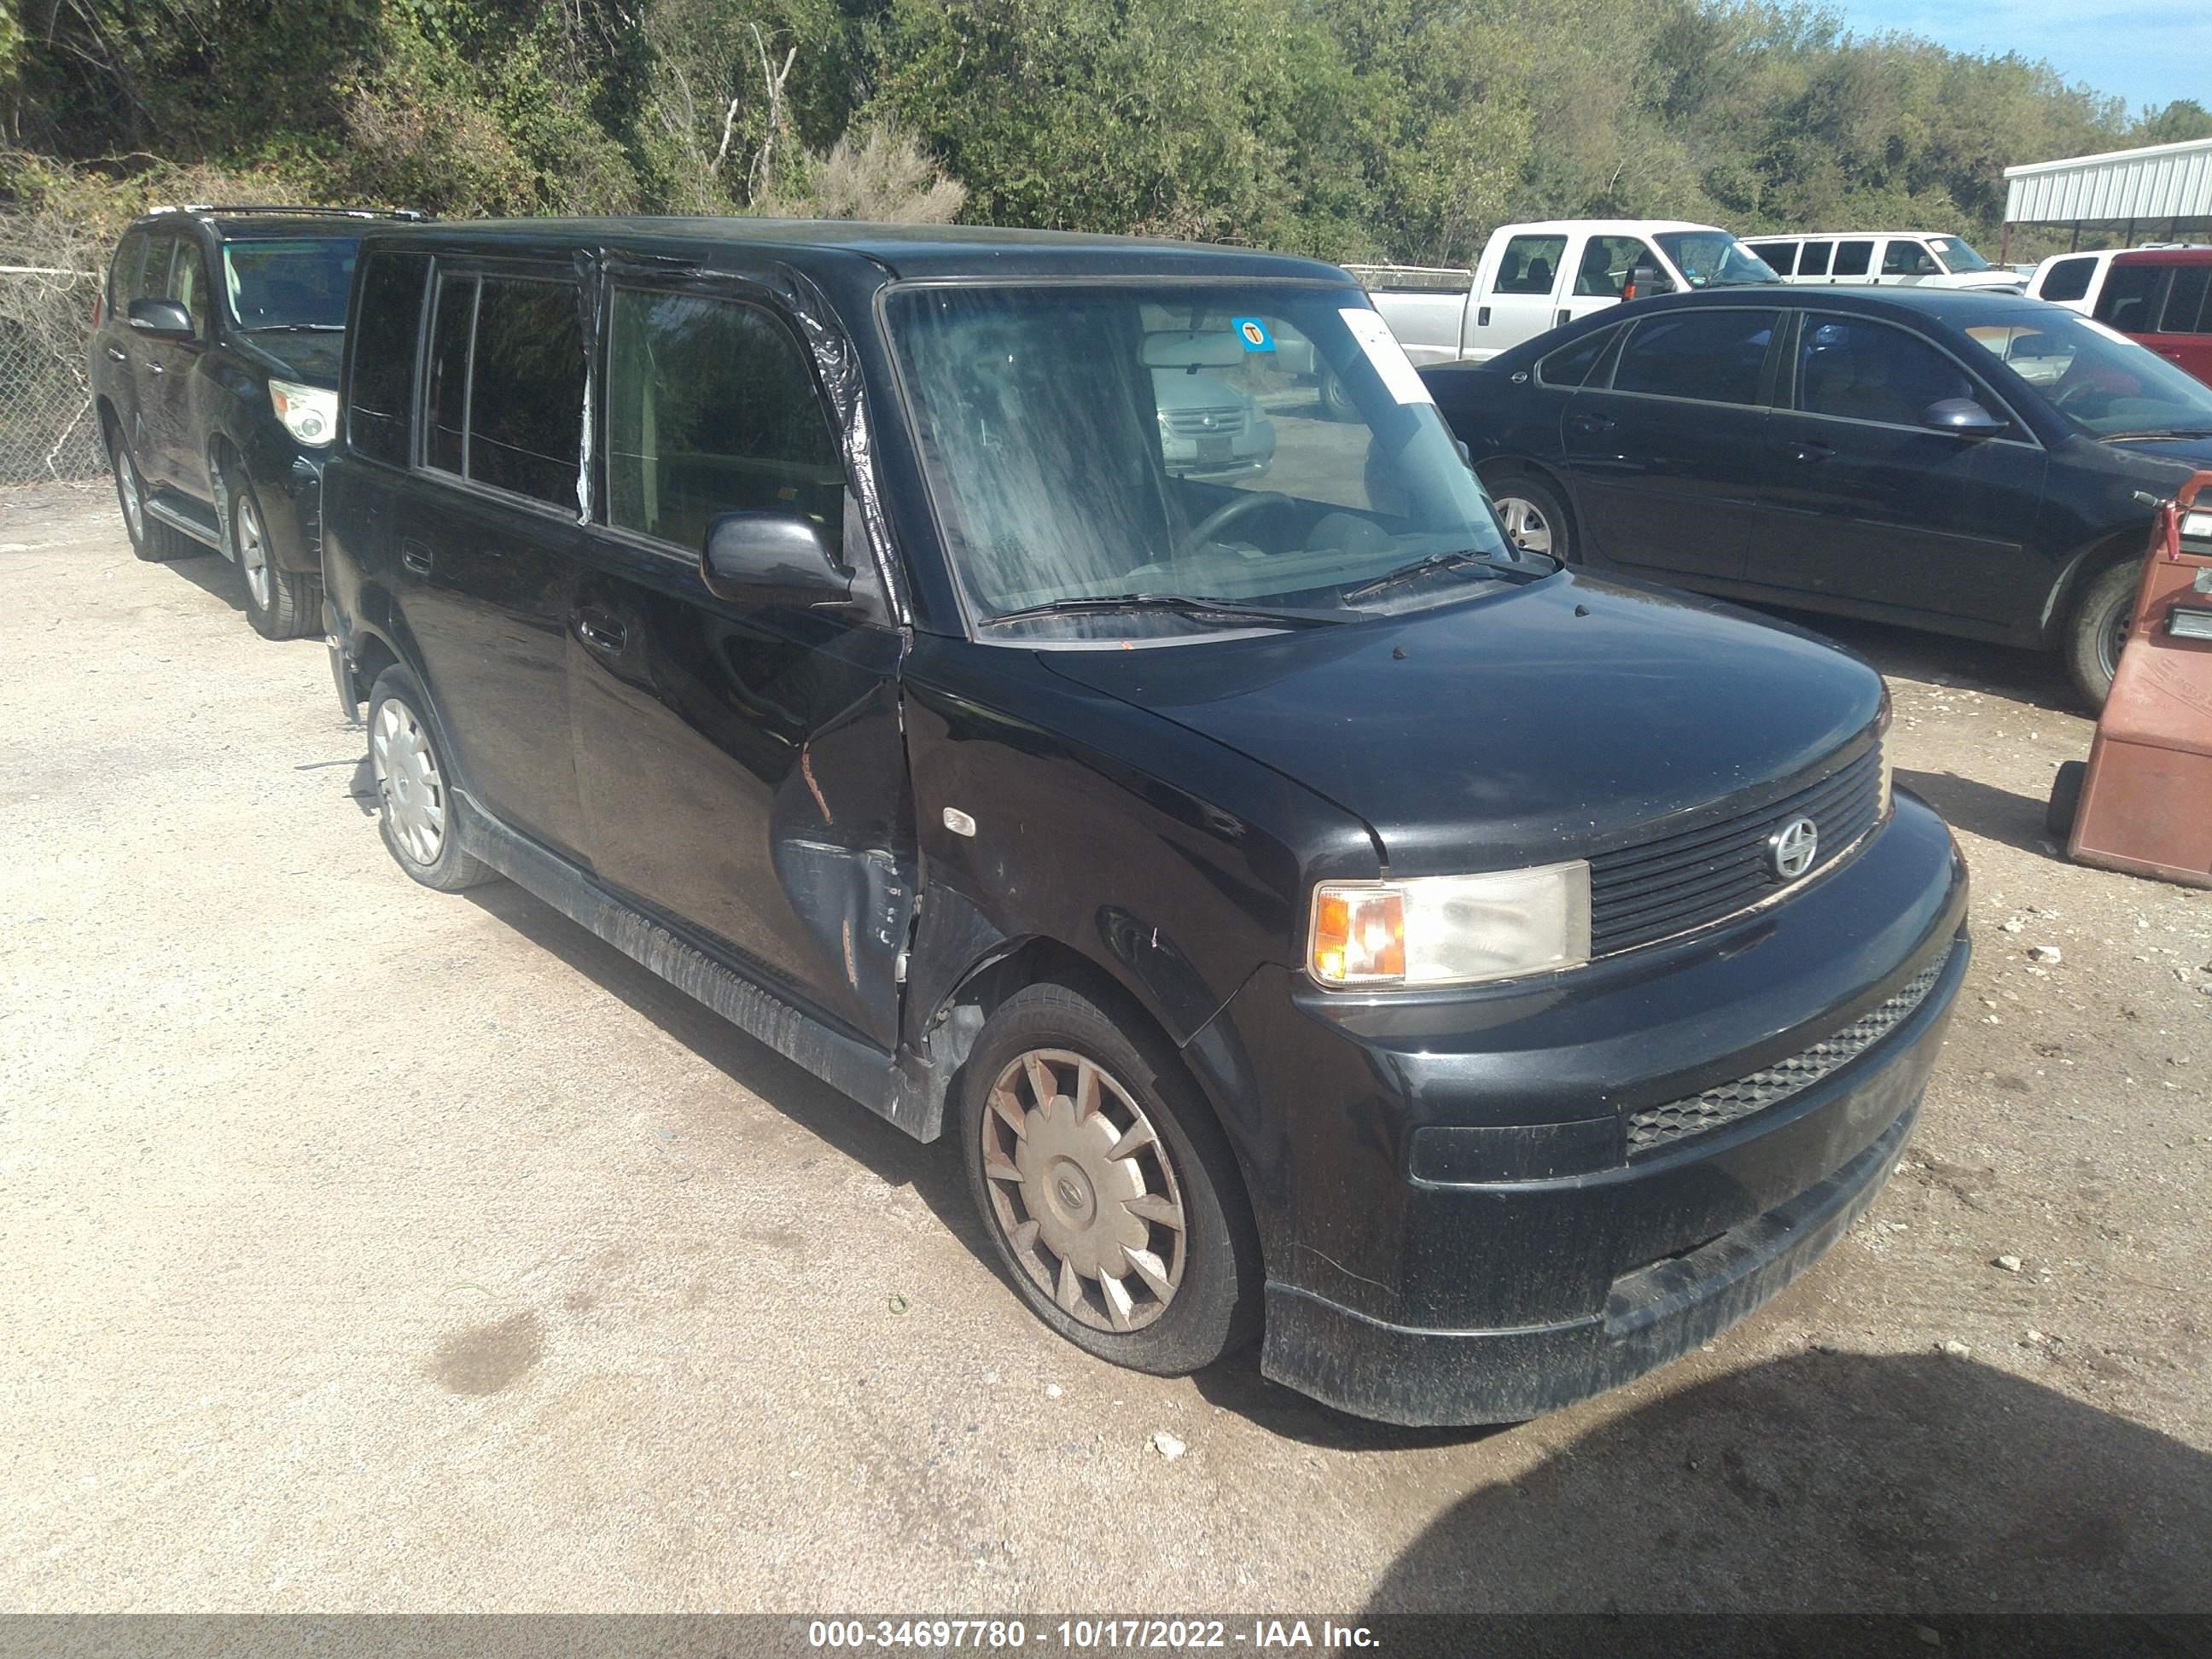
[105,346,128,364]
[575,613,627,654]
[399,538,433,576]
[1476,306,1491,328]
[1567,413,1616,435]
[148,361,164,375]
[1555,308,1570,327]
[1787,439,1835,463]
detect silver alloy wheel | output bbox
[1493,494,1554,556]
[235,489,271,610]
[980,1047,1187,1333]
[372,696,447,865]
[114,442,143,542]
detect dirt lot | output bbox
[2,479,2207,1615]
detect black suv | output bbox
[322,218,1968,1427]
[90,206,421,638]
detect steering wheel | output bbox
[1178,491,1291,558]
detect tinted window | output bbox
[137,234,178,304]
[1798,241,1833,277]
[1883,241,1941,278]
[109,232,153,311]
[1832,240,1873,278]
[1537,326,1616,387]
[169,239,213,335]
[1750,241,1798,276]
[425,273,474,475]
[608,288,845,556]
[1573,236,1660,298]
[1797,317,1977,428]
[347,251,429,469]
[1610,311,1777,405]
[468,278,585,508]
[2158,265,2210,335]
[2039,257,2095,305]
[224,236,358,329]
[2097,265,2166,335]
[1496,235,1566,296]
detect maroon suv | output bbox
[2096,247,2212,387]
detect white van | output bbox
[1740,232,2022,293]
[1348,218,1781,365]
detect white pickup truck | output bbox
[1348,218,1783,366]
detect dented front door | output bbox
[568,274,913,1050]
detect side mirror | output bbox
[1623,264,1674,301]
[700,511,853,608]
[1922,397,2005,439]
[127,298,195,340]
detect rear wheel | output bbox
[2064,559,2140,712]
[109,425,196,562]
[225,470,319,641]
[1483,470,1575,564]
[368,667,497,893]
[959,981,1259,1376]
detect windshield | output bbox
[1961,311,2212,438]
[1928,237,1991,273]
[221,236,358,329]
[1654,231,1781,288]
[886,283,1513,640]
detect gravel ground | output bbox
[2,479,2207,1615]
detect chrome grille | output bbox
[1627,955,1947,1155]
[1163,405,1247,437]
[1588,745,1883,956]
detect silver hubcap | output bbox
[980,1048,1186,1333]
[372,698,446,865]
[114,445,143,539]
[236,492,271,609]
[1494,495,1554,556]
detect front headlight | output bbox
[268,378,337,447]
[1308,863,1592,988]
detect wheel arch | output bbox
[2040,525,2149,645]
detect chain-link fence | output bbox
[1,267,107,485]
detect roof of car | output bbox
[135,207,399,241]
[2110,246,2212,265]
[1746,230,1962,241]
[1499,218,1723,237]
[354,215,1353,283]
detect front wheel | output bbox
[1483,470,1575,564]
[2064,559,2139,712]
[227,473,320,640]
[959,981,1260,1375]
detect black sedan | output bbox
[1422,286,2212,706]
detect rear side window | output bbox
[1751,241,1799,276]
[1832,240,1873,278]
[2158,265,2210,335]
[425,274,474,475]
[346,251,428,469]
[1495,235,1567,296]
[1798,241,1834,277]
[1537,325,1616,387]
[1796,317,1978,428]
[2038,257,2096,305]
[469,278,585,507]
[2097,265,2166,334]
[606,288,845,556]
[1610,311,1777,405]
[1882,241,1940,278]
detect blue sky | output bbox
[1840,0,2210,117]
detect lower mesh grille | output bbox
[1627,955,1949,1156]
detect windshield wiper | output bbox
[983,592,1347,629]
[242,323,346,334]
[2103,428,2212,442]
[1342,547,1528,602]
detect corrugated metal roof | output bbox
[2004,137,2212,226]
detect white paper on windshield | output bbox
[1340,307,1434,405]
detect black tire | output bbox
[2064,559,2140,712]
[2046,760,2086,841]
[1481,468,1575,564]
[108,424,198,563]
[1318,366,1357,422]
[366,667,497,893]
[224,467,320,641]
[958,980,1260,1376]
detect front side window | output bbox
[1796,317,1977,428]
[2096,265,2167,335]
[169,240,213,336]
[1962,310,2212,439]
[1496,236,1567,296]
[886,284,1508,637]
[1574,237,1661,298]
[2039,257,2096,305]
[137,234,179,304]
[109,231,152,311]
[607,288,845,556]
[1927,237,1992,273]
[1883,241,1941,278]
[1610,310,1778,405]
[1832,240,1874,279]
[346,251,428,469]
[223,236,359,330]
[1655,231,1781,288]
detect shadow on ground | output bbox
[1896,768,2060,858]
[165,545,244,613]
[1365,1349,2211,1615]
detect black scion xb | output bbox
[322,219,1968,1427]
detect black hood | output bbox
[234,332,343,387]
[2100,433,2212,472]
[1043,570,1885,876]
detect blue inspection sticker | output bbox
[1231,317,1276,352]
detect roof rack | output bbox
[148,205,428,222]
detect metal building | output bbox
[2002,136,2212,257]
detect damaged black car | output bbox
[322,218,1969,1426]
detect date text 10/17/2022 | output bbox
[805,1619,1381,1650]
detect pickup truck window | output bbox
[1496,236,1566,296]
[1654,231,1781,288]
[1574,238,1656,298]
[1611,311,1778,405]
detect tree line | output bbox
[4,0,2209,261]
